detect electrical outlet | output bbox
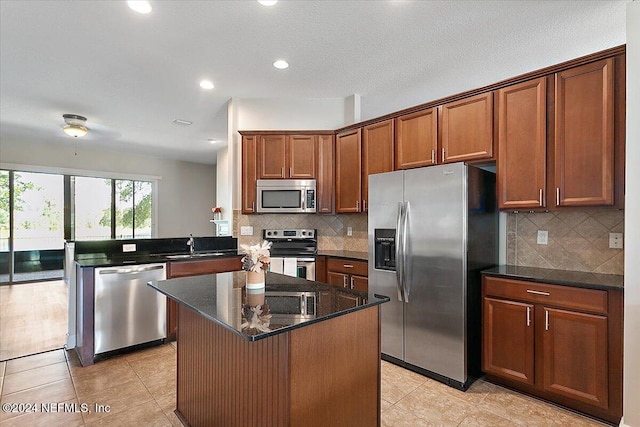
[536,230,548,245]
[609,233,623,249]
[122,243,137,252]
[347,226,353,236]
[240,226,254,236]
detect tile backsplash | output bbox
[507,208,624,275]
[233,210,368,253]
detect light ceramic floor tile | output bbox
[67,354,127,378]
[394,382,476,426]
[458,408,517,426]
[5,349,67,375]
[127,351,176,381]
[79,378,154,424]
[1,361,69,395]
[381,406,435,427]
[481,384,561,426]
[71,360,139,398]
[0,397,84,427]
[0,378,76,423]
[84,400,171,427]
[140,369,177,401]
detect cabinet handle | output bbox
[538,189,543,207]
[350,277,355,289]
[556,187,560,206]
[431,149,435,164]
[442,148,445,163]
[526,306,531,327]
[252,201,255,212]
[343,276,348,288]
[526,289,550,296]
[289,167,292,177]
[282,167,285,178]
[545,310,550,331]
[343,264,354,268]
[363,199,367,211]
[355,200,359,211]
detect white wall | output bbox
[624,3,639,426]
[0,138,216,238]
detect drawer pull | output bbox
[526,306,531,327]
[343,264,354,268]
[526,289,550,296]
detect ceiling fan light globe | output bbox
[63,125,88,138]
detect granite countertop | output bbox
[148,271,389,342]
[482,265,623,291]
[75,250,239,268]
[317,250,368,262]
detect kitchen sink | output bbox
[165,252,225,260]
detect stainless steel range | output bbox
[263,229,317,280]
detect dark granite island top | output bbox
[149,270,389,426]
[317,250,368,261]
[148,271,389,341]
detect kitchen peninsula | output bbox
[149,271,389,427]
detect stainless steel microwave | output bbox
[256,179,316,213]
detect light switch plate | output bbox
[240,226,254,236]
[536,230,548,245]
[609,233,623,249]
[122,243,137,252]
[347,226,353,236]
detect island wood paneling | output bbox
[175,303,382,427]
[177,305,290,427]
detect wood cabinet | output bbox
[395,108,438,169]
[316,135,335,214]
[326,257,368,292]
[497,77,547,209]
[441,92,494,163]
[258,134,316,179]
[165,256,242,341]
[241,135,258,214]
[554,58,615,206]
[362,119,394,212]
[335,129,362,213]
[482,275,622,424]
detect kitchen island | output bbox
[149,271,389,427]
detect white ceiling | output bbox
[0,0,627,165]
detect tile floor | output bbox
[0,343,609,427]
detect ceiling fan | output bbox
[62,113,88,138]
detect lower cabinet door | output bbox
[482,297,534,385]
[542,307,609,409]
[327,271,348,289]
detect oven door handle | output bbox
[295,258,316,262]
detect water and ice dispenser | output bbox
[374,229,396,271]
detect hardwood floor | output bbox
[0,280,68,361]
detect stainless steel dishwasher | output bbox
[94,263,167,355]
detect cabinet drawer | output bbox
[327,258,368,276]
[483,276,607,315]
[168,256,242,278]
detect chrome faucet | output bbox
[187,234,195,255]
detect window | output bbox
[74,177,112,241]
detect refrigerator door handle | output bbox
[395,202,405,302]
[402,201,410,303]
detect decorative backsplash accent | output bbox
[233,210,368,253]
[507,208,624,275]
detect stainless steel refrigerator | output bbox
[368,162,497,390]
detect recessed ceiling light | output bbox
[127,1,152,14]
[273,60,289,69]
[200,80,215,90]
[258,0,278,6]
[208,139,221,144]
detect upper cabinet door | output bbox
[288,135,316,179]
[258,135,287,179]
[335,129,362,213]
[395,108,438,169]
[316,135,335,214]
[554,58,614,207]
[441,92,494,163]
[362,119,394,212]
[241,135,258,214]
[497,78,547,209]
